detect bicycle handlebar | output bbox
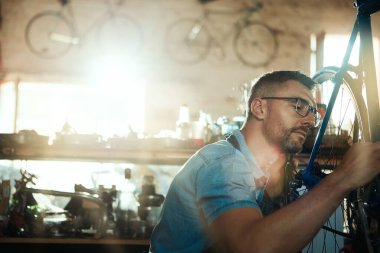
[355,0,380,16]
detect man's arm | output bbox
[209,142,380,253]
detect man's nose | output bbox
[302,112,316,127]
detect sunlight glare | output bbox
[89,56,146,137]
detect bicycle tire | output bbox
[233,21,278,68]
[25,11,75,59]
[300,66,371,253]
[96,14,143,57]
[165,18,212,64]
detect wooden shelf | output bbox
[0,145,344,166]
[0,236,150,253]
[0,144,198,165]
[0,237,149,245]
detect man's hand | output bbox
[335,142,380,191]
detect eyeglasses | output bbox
[261,97,321,127]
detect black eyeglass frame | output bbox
[261,96,321,127]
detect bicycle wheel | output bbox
[300,66,371,253]
[233,21,278,68]
[165,18,212,64]
[97,14,143,57]
[25,11,75,59]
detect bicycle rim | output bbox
[233,21,278,68]
[165,18,212,64]
[301,66,371,253]
[97,15,143,57]
[25,11,75,59]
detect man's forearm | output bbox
[246,169,350,253]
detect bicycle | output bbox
[285,1,380,252]
[25,0,143,59]
[164,0,278,68]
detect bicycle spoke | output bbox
[300,67,370,252]
[233,21,277,67]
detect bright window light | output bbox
[323,34,379,78]
[321,34,380,127]
[0,78,145,139]
[0,56,146,192]
[0,81,17,133]
[323,34,360,67]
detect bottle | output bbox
[176,104,191,140]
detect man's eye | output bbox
[299,102,309,109]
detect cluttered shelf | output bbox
[0,138,346,166]
[0,131,204,164]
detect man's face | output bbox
[262,80,317,153]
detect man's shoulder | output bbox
[195,139,245,164]
[199,139,234,155]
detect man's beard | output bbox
[282,126,310,153]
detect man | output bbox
[150,70,380,253]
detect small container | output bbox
[0,180,10,216]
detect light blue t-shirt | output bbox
[150,130,266,253]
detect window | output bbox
[0,78,145,138]
[0,74,147,193]
[311,33,380,129]
[322,33,379,83]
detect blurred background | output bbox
[0,0,379,252]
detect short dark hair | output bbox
[246,70,316,119]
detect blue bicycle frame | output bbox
[302,0,380,188]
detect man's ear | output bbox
[250,98,266,120]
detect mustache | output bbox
[287,126,312,137]
[288,126,310,135]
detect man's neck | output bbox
[241,123,289,198]
[241,125,286,170]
